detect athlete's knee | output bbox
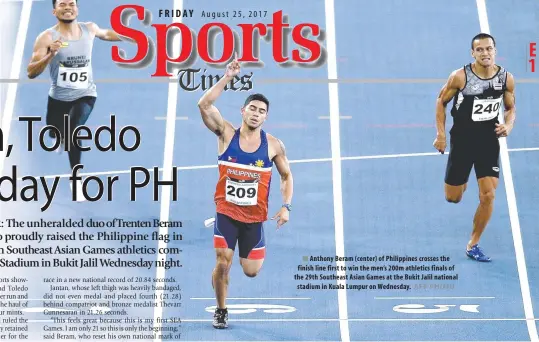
[242,265,262,278]
[445,184,465,203]
[216,256,232,270]
[243,269,259,278]
[479,189,495,204]
[241,257,263,278]
[446,194,462,203]
[445,191,463,203]
[215,251,233,274]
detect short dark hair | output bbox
[471,33,496,49]
[244,93,270,112]
[52,0,77,8]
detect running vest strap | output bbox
[48,23,97,101]
[214,129,273,223]
[449,63,507,136]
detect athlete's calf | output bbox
[213,248,233,309]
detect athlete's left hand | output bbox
[495,123,513,137]
[271,207,289,229]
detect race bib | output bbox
[472,98,502,122]
[225,178,258,206]
[57,66,89,89]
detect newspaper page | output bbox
[0,0,538,341]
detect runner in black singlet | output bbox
[433,33,516,262]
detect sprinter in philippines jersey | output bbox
[198,57,294,330]
[214,129,273,223]
[27,0,123,200]
[433,33,516,263]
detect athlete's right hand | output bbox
[433,136,446,154]
[225,52,241,77]
[271,207,289,230]
[48,39,64,56]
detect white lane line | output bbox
[324,0,350,341]
[476,1,538,341]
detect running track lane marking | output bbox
[0,0,32,177]
[476,1,538,341]
[16,147,539,180]
[324,0,350,341]
[154,116,188,120]
[318,115,352,119]
[152,0,183,339]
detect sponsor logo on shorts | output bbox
[492,167,500,172]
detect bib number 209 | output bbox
[226,179,258,206]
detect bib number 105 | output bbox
[57,66,89,89]
[60,71,88,83]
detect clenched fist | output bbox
[225,52,241,77]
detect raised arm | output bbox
[87,22,123,41]
[27,31,59,79]
[197,76,231,136]
[433,69,464,153]
[197,57,239,136]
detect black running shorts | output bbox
[445,134,500,186]
[46,96,96,139]
[213,213,266,260]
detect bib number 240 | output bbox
[472,98,502,122]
